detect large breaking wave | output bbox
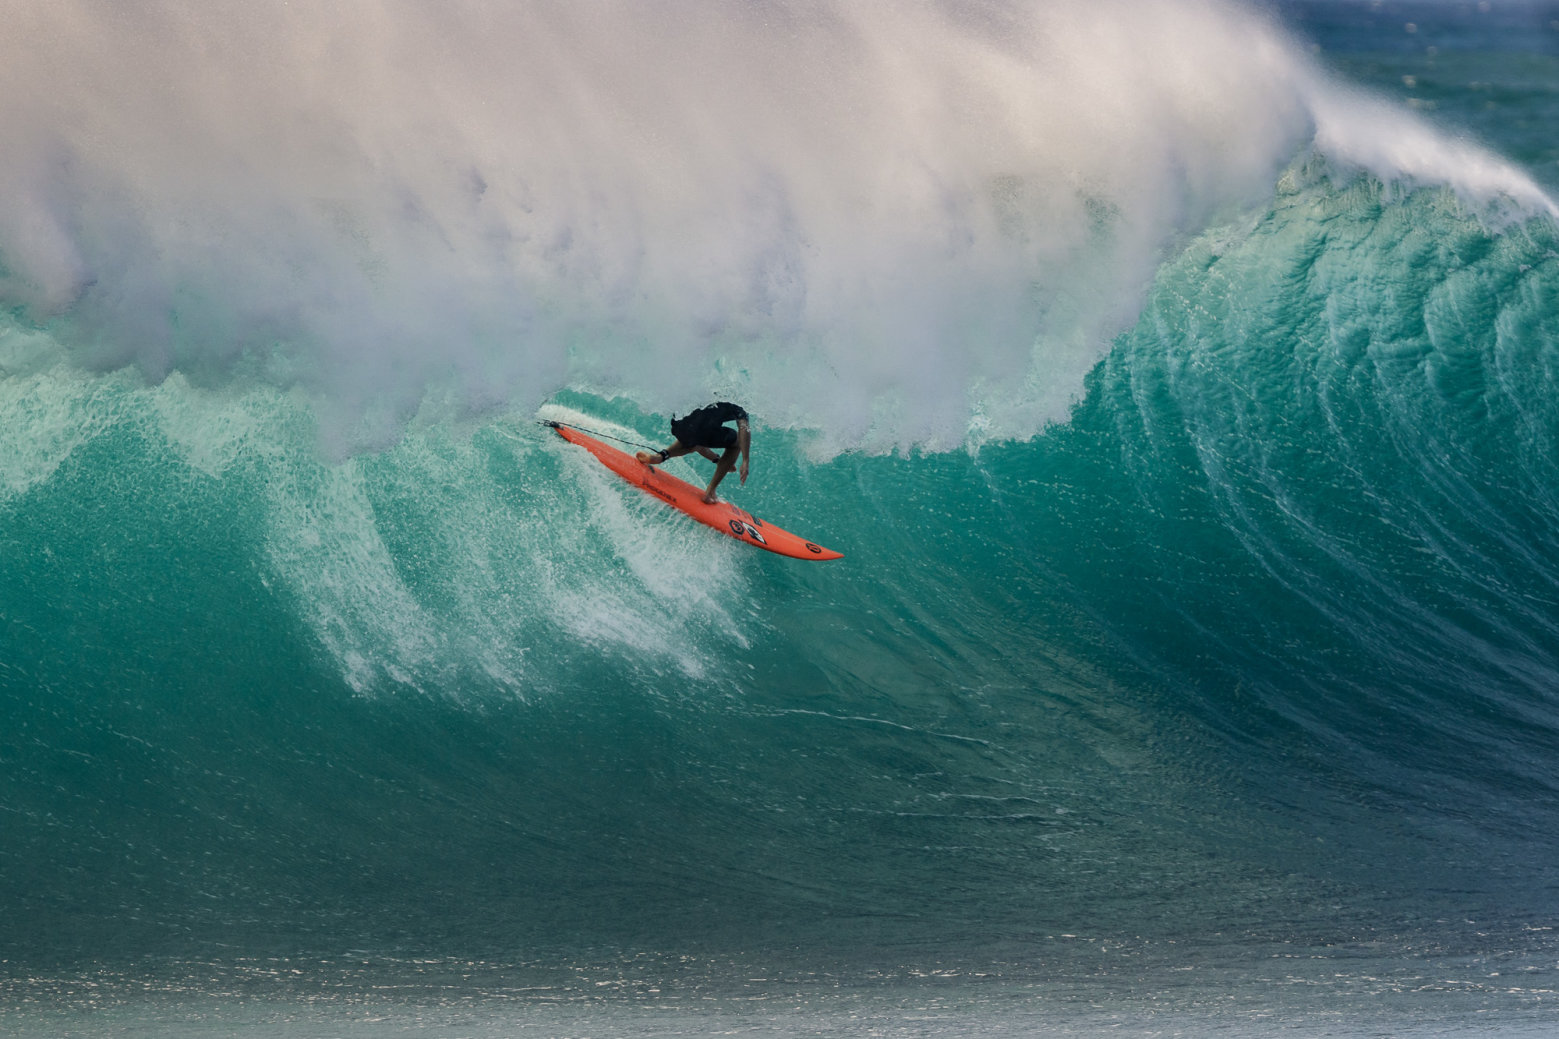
[2,8,1558,1026]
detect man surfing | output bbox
[636,401,750,504]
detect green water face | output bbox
[5,169,1559,972]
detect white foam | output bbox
[1298,75,1559,221]
[261,450,445,695]
[0,352,127,499]
[1,1,1551,455]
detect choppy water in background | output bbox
[4,1,1559,1035]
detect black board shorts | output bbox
[671,404,744,450]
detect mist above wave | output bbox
[0,0,1548,454]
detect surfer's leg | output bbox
[702,445,739,503]
[637,440,691,465]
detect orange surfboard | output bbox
[548,421,843,561]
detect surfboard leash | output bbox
[539,419,660,454]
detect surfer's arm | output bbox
[737,418,750,485]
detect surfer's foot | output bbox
[636,450,662,466]
[702,492,719,505]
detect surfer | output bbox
[636,402,751,504]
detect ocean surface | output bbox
[4,1,1559,1035]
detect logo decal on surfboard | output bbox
[730,519,766,544]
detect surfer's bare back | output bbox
[636,402,751,504]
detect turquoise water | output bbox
[5,2,1559,1035]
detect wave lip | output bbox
[1300,73,1559,219]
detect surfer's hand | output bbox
[740,460,749,485]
